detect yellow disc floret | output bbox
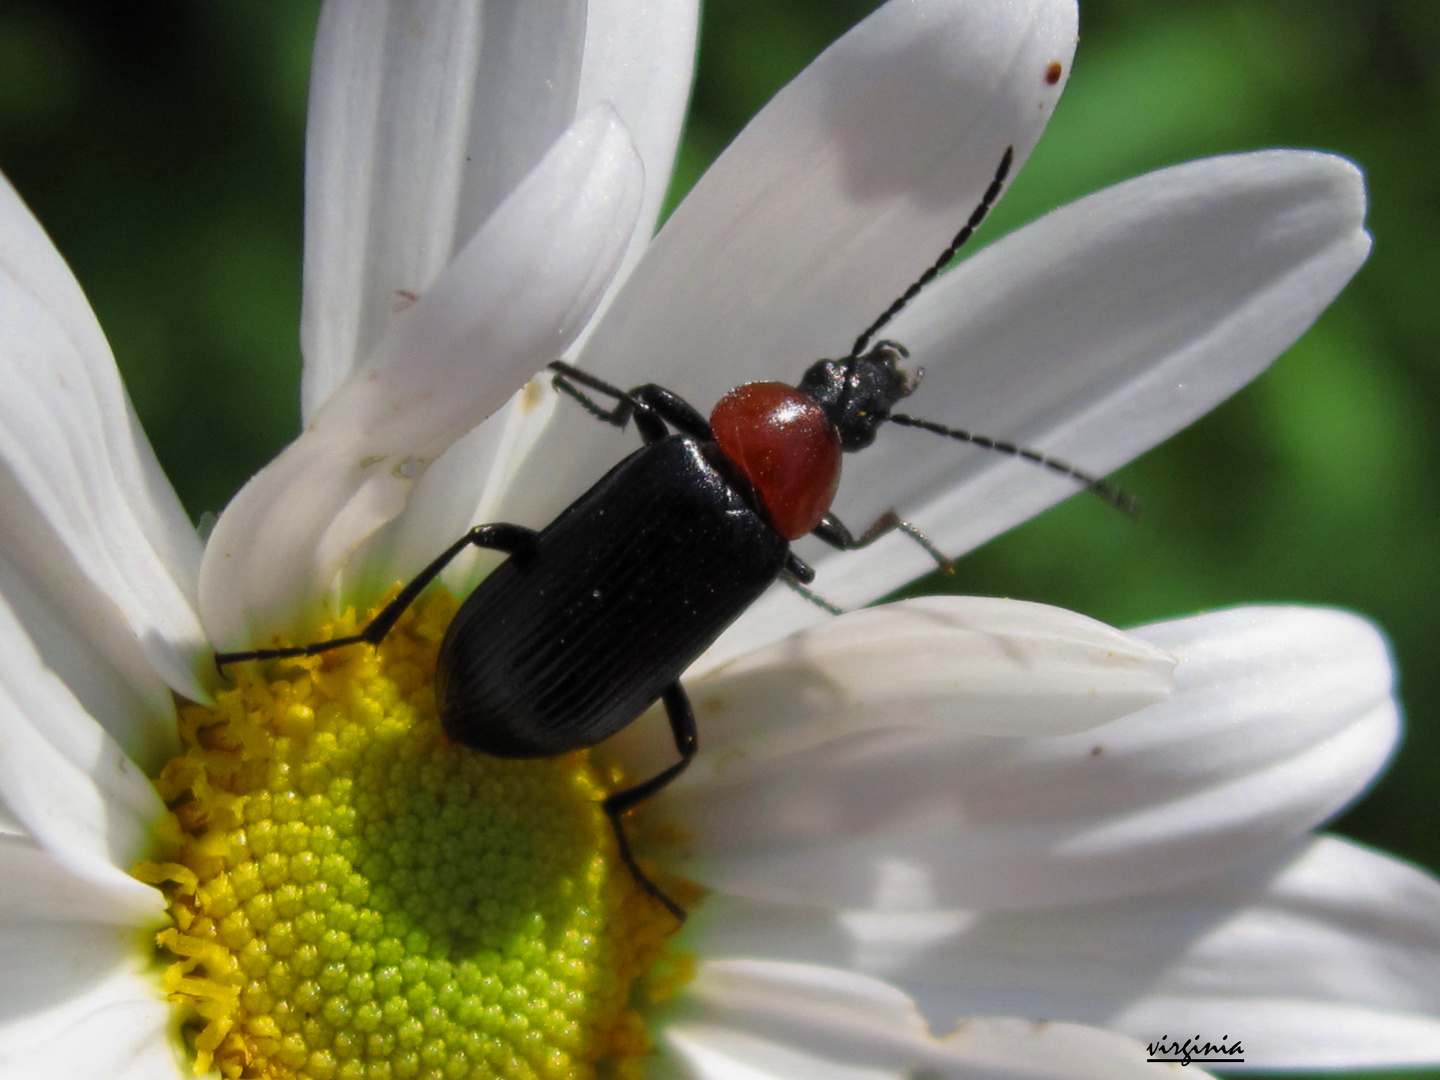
[135,590,691,1080]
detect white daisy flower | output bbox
[2,1,1436,1079]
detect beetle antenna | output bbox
[848,145,1015,360]
[887,413,1140,517]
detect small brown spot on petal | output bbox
[1045,61,1063,85]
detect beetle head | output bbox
[797,340,919,451]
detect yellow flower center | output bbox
[135,590,693,1080]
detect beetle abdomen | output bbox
[436,436,787,757]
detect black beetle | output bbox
[216,146,1128,919]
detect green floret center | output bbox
[136,591,686,1080]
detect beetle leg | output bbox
[626,386,713,440]
[780,550,816,585]
[780,553,844,614]
[214,523,541,671]
[811,510,954,573]
[602,682,696,922]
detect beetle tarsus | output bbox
[812,509,953,572]
[607,806,687,924]
[783,576,844,616]
[214,631,371,671]
[550,365,638,429]
[549,361,714,444]
[600,681,696,923]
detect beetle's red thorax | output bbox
[710,382,842,540]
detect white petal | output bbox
[0,834,158,926]
[1060,836,1440,1069]
[0,554,172,774]
[0,590,166,918]
[694,837,1440,1071]
[303,0,571,417]
[654,606,1395,910]
[700,596,1174,740]
[301,1,698,590]
[591,0,1075,379]
[934,1018,1216,1079]
[605,597,1173,783]
[0,839,172,1076]
[355,373,562,598]
[0,930,180,1080]
[665,959,1209,1080]
[301,0,695,419]
[0,172,208,727]
[723,151,1372,659]
[202,106,643,648]
[349,0,701,589]
[574,0,698,320]
[498,0,1078,538]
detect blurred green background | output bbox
[0,3,1435,1076]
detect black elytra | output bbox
[216,145,1132,922]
